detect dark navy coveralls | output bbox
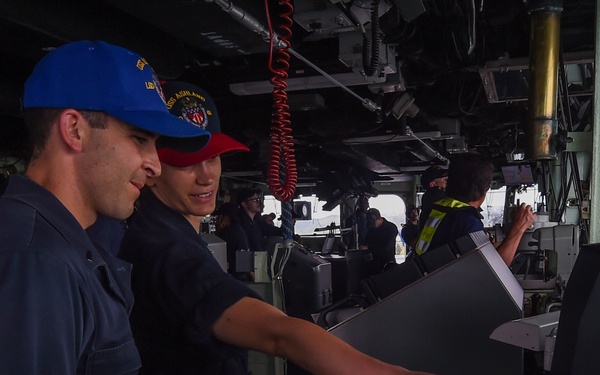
[119,189,260,374]
[0,175,140,374]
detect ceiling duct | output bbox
[288,93,326,112]
[230,72,386,95]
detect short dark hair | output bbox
[445,154,494,203]
[22,108,107,161]
[236,187,262,205]
[214,202,241,218]
[22,108,61,161]
[368,208,382,220]
[405,203,417,214]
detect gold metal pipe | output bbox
[526,6,562,160]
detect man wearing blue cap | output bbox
[119,81,433,375]
[0,41,209,374]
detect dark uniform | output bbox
[216,221,252,280]
[416,197,483,255]
[119,189,261,374]
[364,218,399,273]
[239,213,265,251]
[401,222,419,252]
[0,175,140,374]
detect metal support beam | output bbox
[590,0,600,243]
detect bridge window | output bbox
[262,195,340,236]
[482,185,540,226]
[263,194,410,263]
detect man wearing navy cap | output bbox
[0,41,209,374]
[119,81,433,375]
[418,165,448,231]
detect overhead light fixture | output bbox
[230,71,386,96]
[397,166,433,172]
[287,93,326,111]
[342,131,442,145]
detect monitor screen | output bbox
[322,235,335,254]
[501,164,535,185]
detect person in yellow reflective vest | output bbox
[415,154,535,266]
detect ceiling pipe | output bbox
[207,0,381,112]
[525,0,563,160]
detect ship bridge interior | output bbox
[0,0,596,205]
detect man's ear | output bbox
[58,109,85,152]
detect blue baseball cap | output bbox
[23,40,210,144]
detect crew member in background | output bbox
[214,202,252,281]
[415,154,536,266]
[119,81,434,375]
[401,203,419,258]
[0,41,209,373]
[361,208,399,274]
[418,166,448,232]
[237,187,270,250]
[262,212,276,226]
[343,194,371,249]
[258,201,285,239]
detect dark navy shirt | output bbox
[216,222,251,280]
[239,212,265,251]
[0,175,140,374]
[119,189,261,374]
[364,218,399,273]
[343,210,370,248]
[427,203,483,251]
[401,222,419,250]
[87,214,127,256]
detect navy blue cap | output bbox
[421,166,448,188]
[23,40,211,142]
[158,81,249,167]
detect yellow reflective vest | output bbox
[415,197,472,255]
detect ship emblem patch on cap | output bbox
[152,74,166,105]
[180,97,208,129]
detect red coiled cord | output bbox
[264,0,297,202]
